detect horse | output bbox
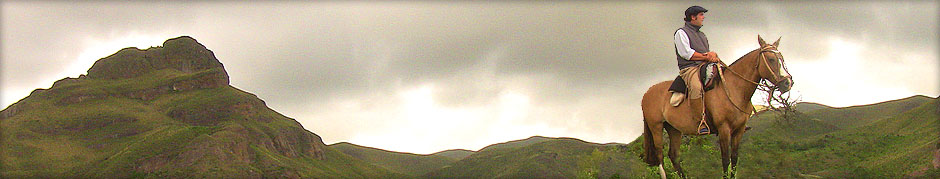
[640,35,793,178]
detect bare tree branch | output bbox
[757,80,801,121]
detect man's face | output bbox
[691,12,705,26]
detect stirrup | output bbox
[697,119,710,135]
[698,127,710,135]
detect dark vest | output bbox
[675,22,710,69]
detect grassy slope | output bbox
[736,97,938,178]
[628,95,939,178]
[329,142,458,176]
[0,69,398,178]
[806,95,933,128]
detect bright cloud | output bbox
[788,38,935,107]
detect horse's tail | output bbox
[642,118,660,166]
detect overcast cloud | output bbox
[2,1,937,154]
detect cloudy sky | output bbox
[2,1,937,154]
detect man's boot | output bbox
[670,92,685,107]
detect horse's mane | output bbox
[728,48,760,67]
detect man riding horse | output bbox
[670,5,720,135]
[640,5,795,178]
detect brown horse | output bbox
[640,35,793,178]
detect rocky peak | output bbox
[85,36,228,83]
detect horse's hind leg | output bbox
[642,117,667,179]
[666,124,687,178]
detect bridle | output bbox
[723,45,789,88]
[716,44,791,115]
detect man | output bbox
[670,5,721,134]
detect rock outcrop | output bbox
[85,36,228,83]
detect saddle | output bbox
[700,62,721,91]
[668,62,721,94]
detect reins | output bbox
[715,45,786,116]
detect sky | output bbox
[2,1,937,154]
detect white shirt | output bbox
[674,29,695,60]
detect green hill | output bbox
[0,36,398,178]
[423,136,647,178]
[329,142,459,176]
[734,95,939,178]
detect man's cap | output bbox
[684,6,708,21]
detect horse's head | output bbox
[756,35,793,92]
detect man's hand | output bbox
[690,51,718,62]
[707,52,720,62]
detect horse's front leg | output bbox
[729,126,746,178]
[717,125,733,178]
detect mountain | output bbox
[329,142,459,176]
[0,36,398,178]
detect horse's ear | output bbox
[758,35,767,47]
[773,36,781,47]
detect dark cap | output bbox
[684,6,708,21]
